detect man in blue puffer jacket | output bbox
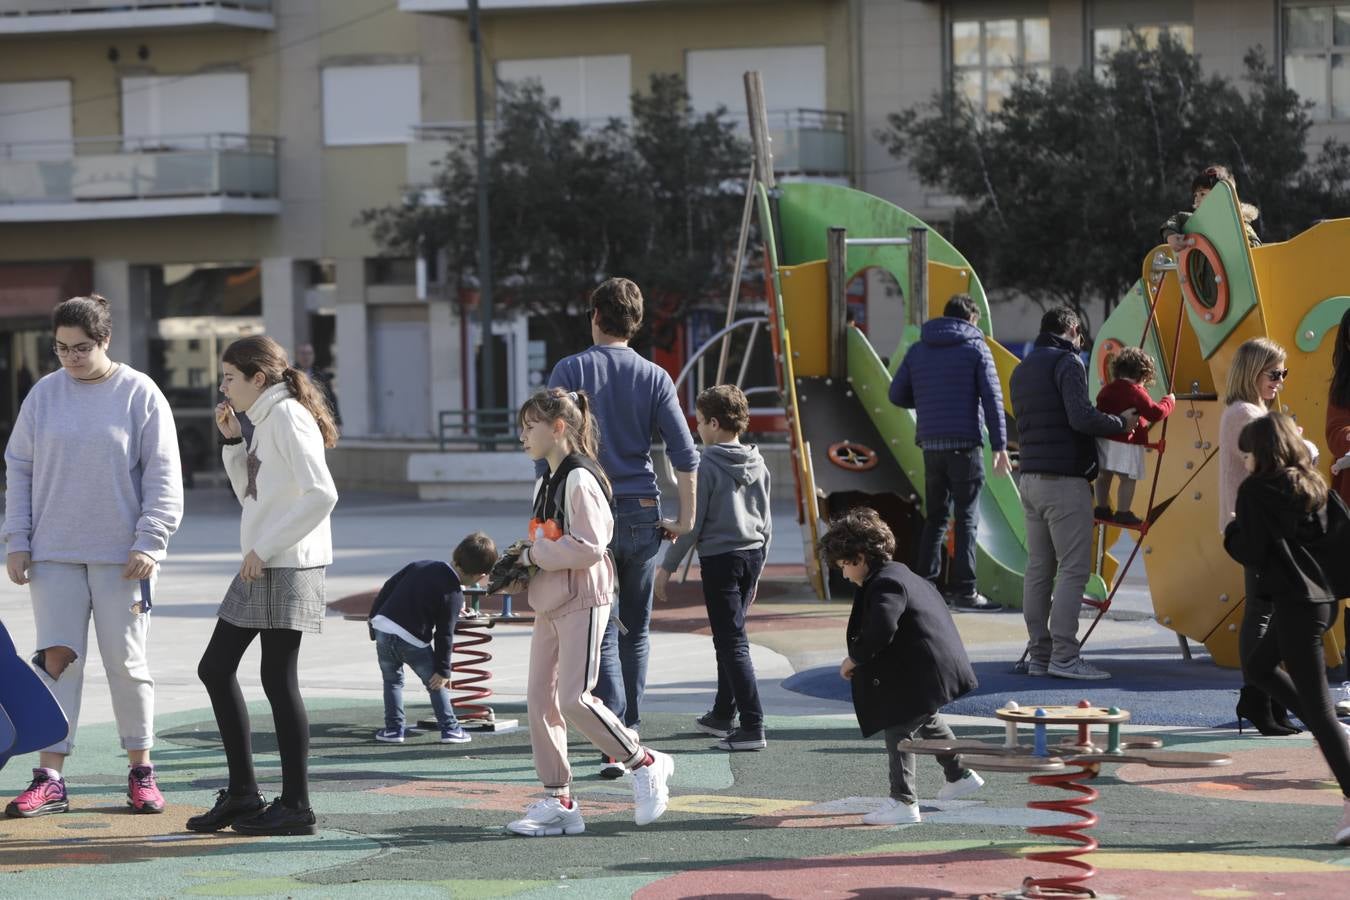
[889,294,1012,612]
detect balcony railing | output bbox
[405,107,850,185]
[0,1,274,32]
[0,133,280,220]
[400,1,662,12]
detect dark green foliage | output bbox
[877,35,1350,330]
[360,74,748,350]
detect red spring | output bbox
[450,623,495,724]
[1022,760,1100,898]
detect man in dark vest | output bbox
[1009,307,1137,680]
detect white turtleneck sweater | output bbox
[223,383,338,568]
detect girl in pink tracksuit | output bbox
[506,387,674,837]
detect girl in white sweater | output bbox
[186,336,338,837]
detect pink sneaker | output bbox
[5,768,69,818]
[127,764,165,814]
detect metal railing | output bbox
[1,0,271,15]
[437,407,516,451]
[0,133,279,205]
[406,107,850,183]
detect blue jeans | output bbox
[701,548,765,730]
[916,447,984,597]
[593,497,664,729]
[375,631,458,731]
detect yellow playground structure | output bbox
[741,96,1347,668]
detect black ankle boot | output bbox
[1236,686,1299,736]
[185,789,265,833]
[1268,698,1303,733]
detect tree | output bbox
[360,74,748,352]
[877,35,1350,330]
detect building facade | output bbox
[0,0,1343,484]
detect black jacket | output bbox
[845,561,978,737]
[368,561,464,676]
[1223,475,1340,604]
[1009,332,1126,479]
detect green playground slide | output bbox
[775,182,1028,608]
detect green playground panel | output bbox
[777,182,992,364]
[847,327,1027,608]
[1295,296,1350,352]
[1181,181,1262,359]
[1089,279,1175,401]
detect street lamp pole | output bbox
[469,0,495,446]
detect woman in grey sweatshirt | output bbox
[2,295,183,819]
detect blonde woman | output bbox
[1219,338,1307,735]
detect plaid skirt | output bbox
[218,566,326,634]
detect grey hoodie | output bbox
[662,442,772,571]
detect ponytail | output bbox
[518,387,610,495]
[282,366,340,448]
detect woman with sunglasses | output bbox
[2,295,183,818]
[1220,338,1306,735]
[1324,307,1350,698]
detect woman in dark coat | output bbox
[1224,413,1350,846]
[822,507,981,827]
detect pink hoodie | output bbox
[526,467,616,617]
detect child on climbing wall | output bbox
[504,387,674,837]
[1094,347,1176,526]
[820,507,983,827]
[367,531,497,745]
[1161,164,1261,250]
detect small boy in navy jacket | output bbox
[368,532,496,743]
[820,508,983,826]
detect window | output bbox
[322,65,421,146]
[0,80,73,159]
[121,74,249,149]
[1284,3,1350,120]
[1092,24,1194,76]
[496,55,630,122]
[951,18,1050,113]
[686,45,826,116]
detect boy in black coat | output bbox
[821,508,983,825]
[368,532,496,744]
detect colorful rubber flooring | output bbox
[1,698,1347,898]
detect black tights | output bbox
[1244,600,1350,799]
[197,620,310,809]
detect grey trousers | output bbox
[1019,473,1094,668]
[883,712,967,804]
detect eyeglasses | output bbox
[1264,368,1289,382]
[52,342,97,358]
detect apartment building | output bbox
[0,0,851,487]
[0,0,1342,485]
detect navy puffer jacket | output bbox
[889,317,1007,450]
[1010,332,1126,479]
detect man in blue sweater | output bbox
[890,294,1012,612]
[546,277,699,778]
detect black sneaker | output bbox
[950,593,1003,613]
[598,756,626,779]
[694,712,735,739]
[186,788,266,833]
[231,798,317,836]
[716,726,767,751]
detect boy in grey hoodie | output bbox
[657,385,772,750]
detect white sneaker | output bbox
[936,770,985,802]
[631,749,673,826]
[506,797,585,837]
[862,798,921,825]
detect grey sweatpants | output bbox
[29,561,156,755]
[1019,473,1094,668]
